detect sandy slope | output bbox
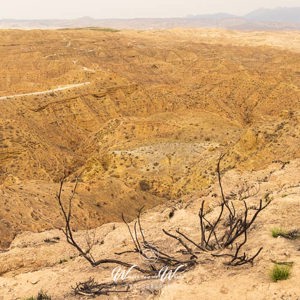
[0,160,299,299]
[0,28,299,250]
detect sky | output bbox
[0,0,300,19]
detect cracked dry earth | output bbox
[0,28,299,299]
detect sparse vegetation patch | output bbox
[271,264,292,282]
[271,228,300,240]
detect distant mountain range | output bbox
[0,7,299,30]
[244,7,300,23]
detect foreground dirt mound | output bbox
[0,159,299,299]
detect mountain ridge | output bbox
[0,7,299,30]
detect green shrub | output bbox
[139,180,151,191]
[271,227,286,238]
[271,264,291,282]
[271,228,300,239]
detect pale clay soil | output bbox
[0,159,299,300]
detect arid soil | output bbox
[0,160,299,299]
[0,28,299,299]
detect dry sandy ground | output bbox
[0,28,299,299]
[0,159,299,299]
[0,28,299,249]
[163,29,300,53]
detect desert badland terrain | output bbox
[0,28,299,299]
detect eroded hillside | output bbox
[0,29,299,249]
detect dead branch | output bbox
[120,208,197,270]
[56,178,155,274]
[57,153,271,297]
[162,154,271,266]
[73,278,130,296]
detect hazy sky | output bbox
[1,0,300,19]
